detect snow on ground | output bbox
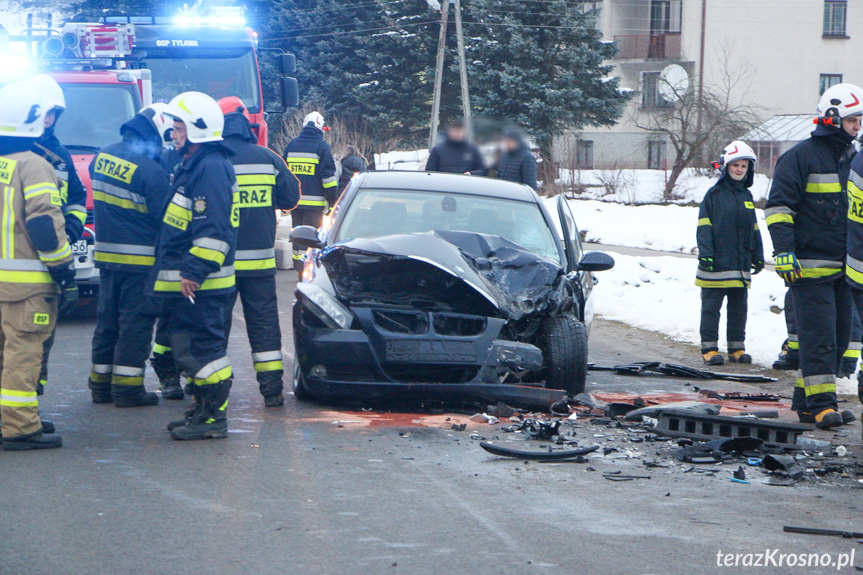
[374,149,429,171]
[558,198,776,263]
[593,253,787,369]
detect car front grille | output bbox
[372,309,428,334]
[432,313,487,336]
[371,309,487,337]
[381,365,480,384]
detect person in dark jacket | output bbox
[338,145,368,195]
[425,119,486,176]
[495,127,537,190]
[153,91,238,441]
[765,82,863,429]
[696,141,764,367]
[218,96,300,407]
[87,106,171,407]
[28,75,87,398]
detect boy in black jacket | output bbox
[696,141,764,366]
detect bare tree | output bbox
[635,42,763,200]
[270,103,375,165]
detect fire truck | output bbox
[2,14,297,298]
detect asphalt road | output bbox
[1,271,861,575]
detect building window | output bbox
[820,73,843,94]
[824,0,847,37]
[648,141,667,170]
[576,140,594,170]
[642,72,673,109]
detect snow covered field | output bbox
[592,253,785,368]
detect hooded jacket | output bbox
[284,125,337,209]
[89,115,171,273]
[338,153,368,194]
[222,113,301,276]
[696,166,764,288]
[150,143,238,297]
[32,121,87,242]
[765,124,855,284]
[0,144,72,301]
[425,134,487,176]
[496,130,538,190]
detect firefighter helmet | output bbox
[218,96,250,121]
[720,141,757,167]
[163,91,224,143]
[27,74,66,112]
[818,83,863,121]
[139,103,174,144]
[0,81,46,138]
[303,111,326,132]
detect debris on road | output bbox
[655,409,811,448]
[762,454,805,479]
[783,526,863,539]
[480,441,600,460]
[588,361,777,382]
[470,413,500,424]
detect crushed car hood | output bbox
[320,231,564,320]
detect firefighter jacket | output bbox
[764,125,855,284]
[89,133,171,274]
[696,171,764,288]
[284,126,337,210]
[845,150,863,289]
[0,147,73,301]
[150,143,238,298]
[222,114,300,277]
[33,126,87,240]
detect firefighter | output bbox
[284,111,336,274]
[216,97,300,406]
[0,81,78,450]
[765,82,863,429]
[153,91,237,441]
[27,75,87,397]
[87,105,172,407]
[843,105,863,409]
[696,141,764,365]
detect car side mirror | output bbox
[578,251,615,272]
[289,225,325,250]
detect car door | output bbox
[556,196,595,330]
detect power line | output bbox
[265,20,437,41]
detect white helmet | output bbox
[163,91,223,143]
[720,141,757,167]
[818,83,863,122]
[0,81,46,138]
[303,111,326,132]
[27,74,65,112]
[139,103,173,144]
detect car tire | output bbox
[543,316,588,396]
[292,363,313,401]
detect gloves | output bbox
[64,214,84,244]
[775,252,803,283]
[752,260,765,275]
[698,256,714,272]
[48,261,79,316]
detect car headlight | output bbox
[297,283,354,329]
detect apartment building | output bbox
[568,0,863,172]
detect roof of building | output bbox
[743,114,815,143]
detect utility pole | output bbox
[428,1,449,150]
[454,0,472,134]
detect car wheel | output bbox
[543,316,588,395]
[292,362,313,401]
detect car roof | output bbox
[355,171,539,203]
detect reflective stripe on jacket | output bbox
[284,126,336,210]
[0,151,71,301]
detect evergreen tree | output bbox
[463,0,628,182]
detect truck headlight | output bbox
[297,283,354,329]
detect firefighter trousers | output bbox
[791,276,851,414]
[786,286,861,376]
[157,295,232,388]
[89,270,158,400]
[0,294,57,439]
[784,289,800,361]
[225,274,284,397]
[699,287,748,353]
[291,209,323,272]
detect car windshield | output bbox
[335,189,562,263]
[54,84,139,150]
[143,50,260,112]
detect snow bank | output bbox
[558,198,776,262]
[374,149,429,171]
[593,253,786,367]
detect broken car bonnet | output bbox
[320,230,565,320]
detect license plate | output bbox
[386,340,477,363]
[71,240,89,255]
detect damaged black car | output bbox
[290,171,614,409]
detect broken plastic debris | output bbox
[469,413,499,424]
[836,445,848,457]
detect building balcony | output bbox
[613,33,681,59]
